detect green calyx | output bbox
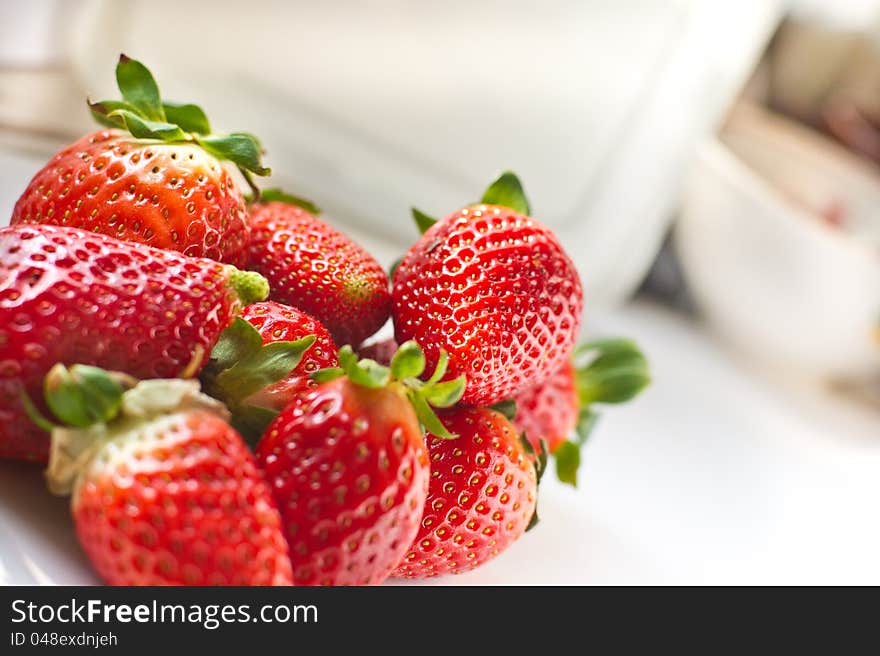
[42,364,131,429]
[43,374,228,496]
[248,188,321,215]
[312,341,465,440]
[409,170,531,237]
[89,54,270,187]
[228,269,270,307]
[555,337,651,487]
[520,434,548,532]
[200,318,316,441]
[480,170,531,215]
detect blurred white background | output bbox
[0,0,878,585]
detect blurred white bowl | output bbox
[677,103,880,381]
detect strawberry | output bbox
[247,190,392,347]
[11,55,269,266]
[256,342,465,585]
[200,302,339,441]
[392,171,583,406]
[394,406,543,579]
[0,223,268,462]
[41,368,292,586]
[514,338,650,485]
[239,302,339,407]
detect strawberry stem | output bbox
[228,269,270,306]
[312,341,466,439]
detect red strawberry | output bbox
[11,55,269,266]
[514,338,650,485]
[394,406,541,579]
[43,369,292,586]
[256,342,464,585]
[200,302,339,442]
[392,172,583,406]
[0,223,268,462]
[239,302,339,408]
[515,360,578,454]
[247,190,392,347]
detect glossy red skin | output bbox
[240,301,339,412]
[247,202,391,347]
[394,407,536,578]
[11,130,250,266]
[74,410,293,585]
[514,360,578,453]
[0,224,245,462]
[392,204,583,406]
[257,377,429,585]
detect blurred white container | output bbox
[64,0,779,305]
[677,103,880,381]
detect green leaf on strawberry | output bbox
[312,341,465,440]
[553,439,581,487]
[575,338,651,406]
[115,54,164,121]
[411,207,438,234]
[44,364,127,429]
[89,54,270,182]
[481,170,531,215]
[200,318,316,439]
[162,102,211,134]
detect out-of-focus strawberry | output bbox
[247,190,392,347]
[12,55,269,266]
[392,171,583,406]
[514,338,650,485]
[0,224,268,462]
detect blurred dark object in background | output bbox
[762,14,880,167]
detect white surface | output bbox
[1,300,878,586]
[64,0,779,307]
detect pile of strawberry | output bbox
[0,56,649,586]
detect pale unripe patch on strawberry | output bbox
[47,378,228,497]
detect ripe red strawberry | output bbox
[256,342,464,585]
[514,338,650,485]
[247,190,392,347]
[200,302,339,442]
[239,302,339,408]
[394,406,540,579]
[392,172,583,406]
[0,223,268,462]
[43,370,292,586]
[11,55,269,266]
